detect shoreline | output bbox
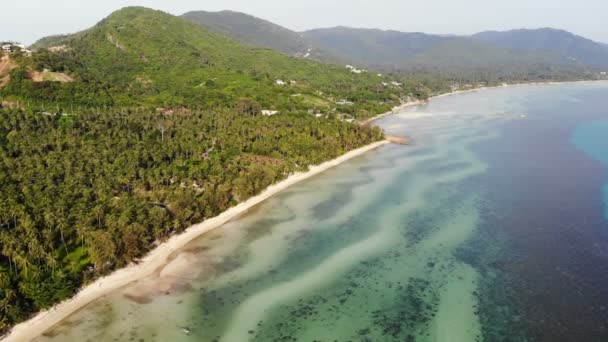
[360,99,424,126]
[5,78,607,341]
[3,140,389,342]
[362,79,606,125]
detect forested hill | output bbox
[173,9,605,77]
[4,7,430,120]
[472,28,608,68]
[303,27,593,75]
[181,10,335,61]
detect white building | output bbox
[345,65,366,74]
[1,42,30,55]
[275,79,286,86]
[261,110,279,116]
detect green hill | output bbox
[169,10,598,77]
[472,28,608,68]
[304,27,446,67]
[303,27,587,75]
[8,7,416,118]
[181,10,326,59]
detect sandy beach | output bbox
[360,99,424,126]
[2,140,389,342]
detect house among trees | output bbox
[261,110,279,116]
[345,64,366,74]
[275,79,286,86]
[1,42,31,55]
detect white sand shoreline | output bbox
[2,140,389,342]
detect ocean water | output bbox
[35,82,608,342]
[572,119,608,221]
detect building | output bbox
[261,110,279,116]
[346,65,366,74]
[1,42,30,55]
[275,79,286,86]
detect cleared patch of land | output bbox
[0,55,18,88]
[29,69,74,83]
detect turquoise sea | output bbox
[572,119,608,222]
[36,82,608,342]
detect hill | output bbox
[181,10,333,60]
[9,7,418,118]
[303,27,588,75]
[303,27,446,67]
[472,28,608,68]
[172,10,600,77]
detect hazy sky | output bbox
[2,0,607,45]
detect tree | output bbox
[236,98,261,116]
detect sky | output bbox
[2,0,607,45]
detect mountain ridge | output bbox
[171,10,606,73]
[180,10,319,58]
[472,28,608,67]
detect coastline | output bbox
[361,80,605,125]
[360,99,424,125]
[5,79,607,341]
[3,140,389,342]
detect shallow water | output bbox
[37,82,608,342]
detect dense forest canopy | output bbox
[0,106,383,333]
